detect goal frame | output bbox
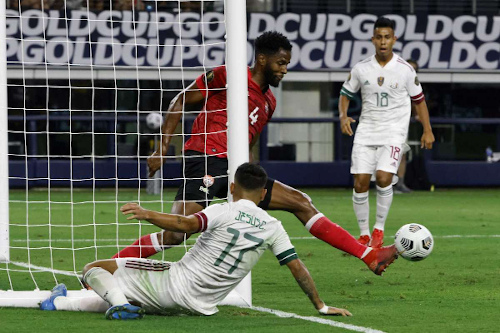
[0,0,252,308]
[0,0,9,263]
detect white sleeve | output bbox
[406,69,424,104]
[270,223,298,266]
[340,67,361,99]
[193,203,227,233]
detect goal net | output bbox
[0,0,251,307]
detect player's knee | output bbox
[354,183,369,193]
[291,189,316,214]
[376,175,393,188]
[159,230,189,246]
[82,261,98,276]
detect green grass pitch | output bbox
[1,188,499,332]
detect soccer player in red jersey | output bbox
[113,31,397,275]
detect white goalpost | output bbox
[0,0,252,308]
[0,0,9,264]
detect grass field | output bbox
[1,188,499,332]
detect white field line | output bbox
[4,261,387,333]
[6,234,499,274]
[6,233,496,332]
[9,234,500,243]
[246,306,386,333]
[7,261,78,277]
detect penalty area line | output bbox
[249,306,386,333]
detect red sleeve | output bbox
[410,92,425,104]
[195,66,227,99]
[194,212,208,233]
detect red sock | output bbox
[112,233,161,259]
[306,214,367,258]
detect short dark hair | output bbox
[235,163,268,191]
[406,58,419,72]
[374,17,395,31]
[254,31,292,57]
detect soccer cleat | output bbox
[362,245,398,275]
[40,283,68,311]
[357,235,371,245]
[369,228,384,248]
[105,304,145,320]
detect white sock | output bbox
[151,232,164,252]
[352,189,370,236]
[83,267,128,306]
[374,185,393,231]
[53,295,109,313]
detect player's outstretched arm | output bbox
[338,95,356,136]
[148,81,205,176]
[413,100,435,149]
[286,259,352,316]
[120,203,200,234]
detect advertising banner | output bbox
[5,10,500,70]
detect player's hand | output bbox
[147,151,163,177]
[147,142,169,177]
[340,117,356,136]
[421,131,435,149]
[120,203,149,221]
[320,306,352,317]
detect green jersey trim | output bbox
[340,87,355,100]
[276,248,299,266]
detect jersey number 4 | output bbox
[214,227,263,274]
[249,107,259,125]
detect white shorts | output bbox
[350,143,409,175]
[114,258,187,315]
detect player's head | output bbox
[231,163,268,202]
[406,58,419,72]
[254,31,292,87]
[372,17,397,58]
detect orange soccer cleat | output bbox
[362,245,398,275]
[369,229,384,248]
[357,235,371,245]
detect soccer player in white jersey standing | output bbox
[40,163,357,319]
[338,17,435,248]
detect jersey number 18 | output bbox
[375,92,389,107]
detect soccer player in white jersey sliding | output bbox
[40,163,362,319]
[339,17,435,247]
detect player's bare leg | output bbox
[395,154,411,193]
[265,180,319,223]
[112,201,202,258]
[266,180,368,259]
[370,170,394,248]
[353,174,372,244]
[154,200,203,248]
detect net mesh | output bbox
[2,0,229,292]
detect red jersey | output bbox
[183,66,276,158]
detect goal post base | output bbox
[0,273,252,309]
[0,289,94,308]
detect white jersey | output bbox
[167,199,297,315]
[341,54,424,145]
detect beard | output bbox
[264,65,281,87]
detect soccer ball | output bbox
[146,112,163,130]
[394,223,434,261]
